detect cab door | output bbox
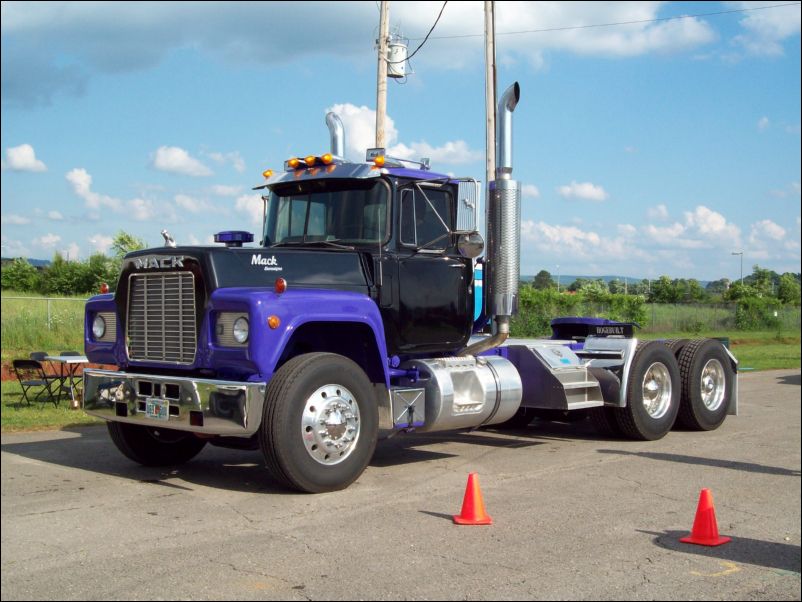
[394,185,472,353]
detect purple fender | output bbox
[208,288,391,387]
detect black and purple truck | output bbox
[82,83,737,492]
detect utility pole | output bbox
[376,1,390,148]
[484,1,496,189]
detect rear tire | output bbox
[615,341,680,441]
[259,353,378,493]
[675,339,733,431]
[107,422,207,466]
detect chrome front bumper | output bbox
[83,369,266,436]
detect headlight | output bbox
[233,317,249,344]
[92,314,106,339]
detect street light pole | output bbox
[731,251,744,285]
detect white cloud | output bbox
[64,242,81,260]
[558,181,609,202]
[66,168,123,212]
[89,234,114,254]
[47,210,64,221]
[33,233,61,249]
[389,140,482,165]
[522,184,540,199]
[1,235,30,257]
[327,103,395,162]
[3,214,31,225]
[2,144,47,172]
[207,151,246,173]
[152,146,213,177]
[731,1,802,56]
[617,224,637,237]
[521,220,639,262]
[757,116,770,131]
[326,102,482,165]
[683,205,742,246]
[647,204,670,221]
[235,194,264,225]
[175,194,207,213]
[750,219,786,243]
[211,184,243,197]
[129,198,157,221]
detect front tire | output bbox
[616,341,681,440]
[107,422,207,466]
[259,353,379,493]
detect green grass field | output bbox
[1,291,86,361]
[1,381,103,431]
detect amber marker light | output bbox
[274,278,287,293]
[100,282,110,294]
[268,315,281,329]
[288,157,300,169]
[321,153,333,165]
[373,155,386,167]
[262,169,274,179]
[305,154,316,166]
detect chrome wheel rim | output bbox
[302,384,360,465]
[642,362,672,419]
[700,359,726,411]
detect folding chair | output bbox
[12,359,59,407]
[30,351,58,378]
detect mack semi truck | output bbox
[83,83,737,493]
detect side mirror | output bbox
[457,232,484,259]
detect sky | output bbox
[1,0,800,282]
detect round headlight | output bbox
[233,317,249,344]
[92,314,106,339]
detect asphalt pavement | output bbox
[2,369,800,600]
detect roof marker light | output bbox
[288,157,300,169]
[373,155,386,167]
[305,155,316,166]
[262,169,274,179]
[321,153,333,165]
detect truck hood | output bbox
[118,246,370,296]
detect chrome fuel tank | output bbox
[398,356,522,432]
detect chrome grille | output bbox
[127,272,197,364]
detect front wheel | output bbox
[259,353,379,493]
[107,422,207,466]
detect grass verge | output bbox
[1,381,103,432]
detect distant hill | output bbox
[1,257,51,268]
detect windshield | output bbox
[264,179,388,246]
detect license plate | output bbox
[145,398,170,421]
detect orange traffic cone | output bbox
[453,472,493,525]
[680,488,731,546]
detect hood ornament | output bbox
[161,229,176,248]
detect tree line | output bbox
[530,267,801,306]
[1,232,145,296]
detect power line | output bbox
[409,2,801,41]
[387,1,448,64]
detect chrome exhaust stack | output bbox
[325,112,345,159]
[461,82,521,356]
